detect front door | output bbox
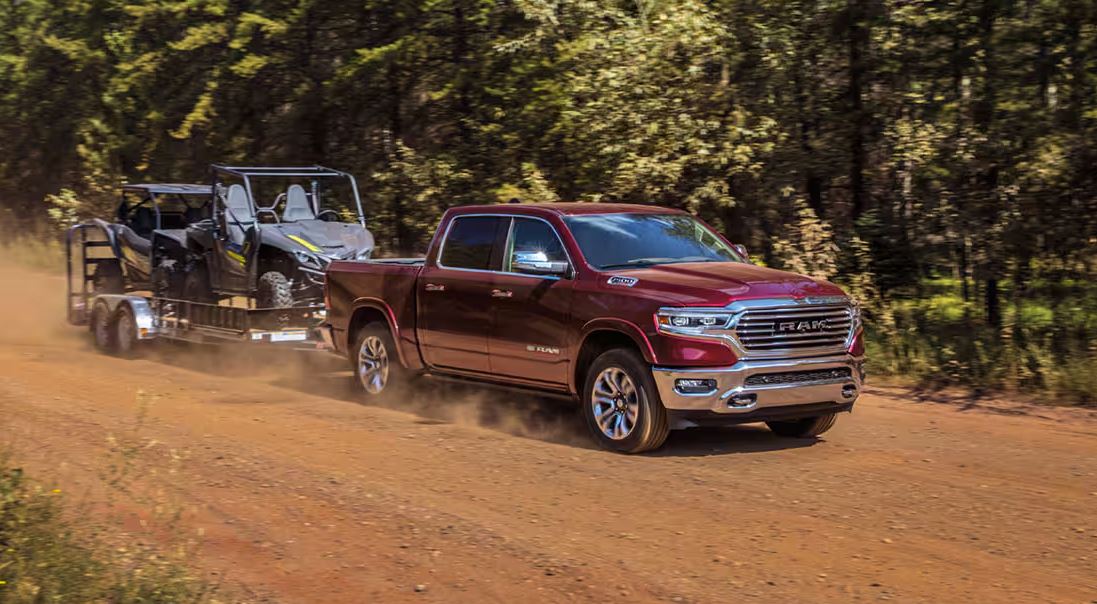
[417,215,508,373]
[488,217,575,386]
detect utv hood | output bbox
[260,220,375,259]
[608,261,848,307]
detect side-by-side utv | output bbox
[75,165,375,308]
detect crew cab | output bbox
[323,203,865,453]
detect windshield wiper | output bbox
[599,256,723,270]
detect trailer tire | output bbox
[257,271,293,308]
[93,261,124,294]
[113,304,143,358]
[91,302,116,353]
[352,322,407,402]
[766,413,838,438]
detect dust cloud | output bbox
[0,254,586,448]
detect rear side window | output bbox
[439,216,503,270]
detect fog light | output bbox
[728,393,757,408]
[842,384,858,400]
[675,378,717,394]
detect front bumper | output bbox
[651,354,863,428]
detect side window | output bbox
[506,218,568,273]
[439,216,503,270]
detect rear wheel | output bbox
[91,303,115,353]
[352,322,407,402]
[92,261,124,294]
[581,348,669,454]
[257,271,294,308]
[113,305,143,358]
[766,413,838,438]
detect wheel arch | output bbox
[571,320,656,395]
[348,299,410,368]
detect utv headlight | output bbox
[355,248,373,260]
[655,309,732,335]
[293,250,322,268]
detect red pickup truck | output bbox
[323,203,864,453]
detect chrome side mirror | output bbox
[512,251,569,276]
[732,244,748,259]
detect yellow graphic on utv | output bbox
[226,250,246,265]
[287,234,322,253]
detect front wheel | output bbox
[766,414,838,438]
[257,271,294,308]
[352,322,408,402]
[581,348,669,454]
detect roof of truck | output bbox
[122,183,212,195]
[448,202,686,217]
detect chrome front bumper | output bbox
[651,354,863,416]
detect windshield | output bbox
[564,213,744,270]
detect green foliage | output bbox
[0,460,213,603]
[0,0,1093,401]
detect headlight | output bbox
[655,309,732,336]
[294,250,322,268]
[355,248,373,260]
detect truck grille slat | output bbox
[733,303,854,355]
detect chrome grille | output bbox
[733,304,853,353]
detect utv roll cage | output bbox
[210,165,367,229]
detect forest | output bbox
[0,0,1093,401]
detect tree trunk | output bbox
[847,0,869,220]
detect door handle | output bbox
[425,283,445,292]
[491,289,513,299]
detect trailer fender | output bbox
[91,295,158,340]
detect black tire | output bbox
[91,302,116,353]
[182,264,215,303]
[766,413,838,438]
[352,322,408,402]
[113,304,144,358]
[92,261,124,294]
[257,271,294,308]
[581,348,669,454]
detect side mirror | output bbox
[732,244,748,259]
[512,251,569,277]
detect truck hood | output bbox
[608,262,847,306]
[260,220,375,259]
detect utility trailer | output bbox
[67,222,328,354]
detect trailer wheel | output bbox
[93,261,124,294]
[257,271,294,308]
[113,304,143,358]
[91,303,116,353]
[352,322,407,401]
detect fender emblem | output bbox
[607,276,638,287]
[526,345,561,355]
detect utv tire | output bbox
[257,271,293,308]
[352,322,408,402]
[581,348,670,454]
[92,261,124,294]
[113,304,144,358]
[766,413,838,438]
[91,302,116,353]
[182,264,216,304]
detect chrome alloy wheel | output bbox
[357,335,390,394]
[591,367,640,440]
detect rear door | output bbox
[488,217,575,386]
[417,215,508,373]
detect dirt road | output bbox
[1,263,1095,603]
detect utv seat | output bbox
[282,184,316,222]
[224,184,255,245]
